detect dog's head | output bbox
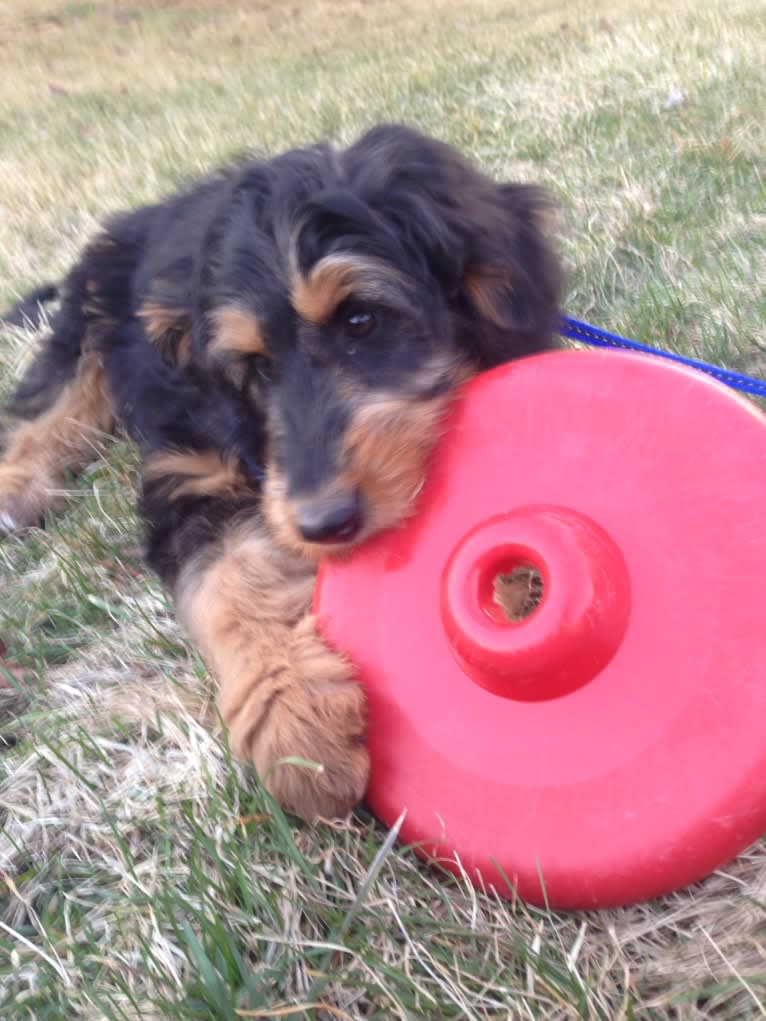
[201,125,562,558]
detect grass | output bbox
[1,0,765,1017]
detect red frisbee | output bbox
[315,350,766,908]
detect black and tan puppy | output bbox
[0,125,561,819]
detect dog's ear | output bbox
[457,182,562,367]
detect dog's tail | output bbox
[1,283,59,330]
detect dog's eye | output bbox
[344,308,376,341]
[224,359,248,390]
[247,357,272,400]
[224,355,272,394]
[253,355,272,383]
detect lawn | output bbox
[1,0,765,1018]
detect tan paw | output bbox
[224,624,370,820]
[0,467,50,533]
[257,679,370,821]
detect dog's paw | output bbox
[260,679,369,821]
[225,622,370,820]
[0,467,48,533]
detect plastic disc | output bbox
[314,350,766,908]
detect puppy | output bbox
[0,125,561,819]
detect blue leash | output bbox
[559,316,766,399]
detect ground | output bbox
[1,1,765,1018]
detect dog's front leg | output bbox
[176,524,369,820]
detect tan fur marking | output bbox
[138,301,192,366]
[262,468,345,563]
[208,305,267,358]
[340,395,451,529]
[138,302,184,344]
[464,266,513,327]
[176,527,369,820]
[177,331,192,366]
[291,254,357,324]
[144,449,250,501]
[0,355,114,528]
[291,253,404,325]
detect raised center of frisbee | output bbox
[440,505,631,701]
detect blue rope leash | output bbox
[559,316,766,399]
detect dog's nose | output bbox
[296,491,363,543]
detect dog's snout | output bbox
[295,490,363,544]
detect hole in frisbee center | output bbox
[485,560,545,624]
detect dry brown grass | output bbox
[1,1,765,1018]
